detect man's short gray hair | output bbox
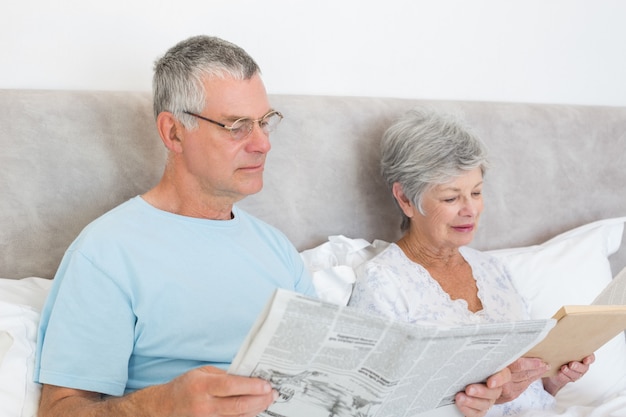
[152,35,260,128]
[380,108,489,231]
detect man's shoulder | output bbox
[71,197,146,243]
[233,206,302,257]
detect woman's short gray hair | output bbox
[152,35,260,129]
[380,108,489,231]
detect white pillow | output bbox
[486,217,626,408]
[0,277,52,417]
[0,277,52,311]
[0,302,41,417]
[486,217,625,318]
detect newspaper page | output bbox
[592,266,626,305]
[229,289,554,417]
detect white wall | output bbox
[2,0,625,106]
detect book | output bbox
[524,304,626,377]
[523,266,626,376]
[524,304,626,376]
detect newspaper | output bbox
[229,289,554,417]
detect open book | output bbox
[229,290,554,417]
[524,267,626,376]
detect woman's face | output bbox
[411,167,484,250]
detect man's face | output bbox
[179,73,273,204]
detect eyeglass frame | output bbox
[182,109,283,140]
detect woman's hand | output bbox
[542,354,595,396]
[455,367,511,417]
[497,358,550,403]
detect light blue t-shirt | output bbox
[35,196,316,396]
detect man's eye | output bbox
[231,120,249,131]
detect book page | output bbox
[592,266,626,305]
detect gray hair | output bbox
[152,35,261,128]
[380,108,489,231]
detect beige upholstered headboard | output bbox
[1,90,625,279]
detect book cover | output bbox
[524,305,626,376]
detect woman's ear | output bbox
[156,111,184,153]
[392,182,416,218]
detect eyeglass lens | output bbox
[230,112,282,140]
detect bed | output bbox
[1,89,625,416]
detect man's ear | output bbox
[392,182,416,218]
[156,111,184,153]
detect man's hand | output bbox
[39,366,277,417]
[164,366,277,416]
[455,367,511,417]
[497,357,550,403]
[542,354,595,396]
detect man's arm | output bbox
[39,366,277,417]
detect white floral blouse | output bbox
[347,243,555,416]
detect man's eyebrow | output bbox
[223,108,276,122]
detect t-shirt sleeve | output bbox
[35,249,135,396]
[289,244,317,298]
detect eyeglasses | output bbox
[183,110,283,141]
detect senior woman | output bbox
[347,108,594,417]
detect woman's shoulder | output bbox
[354,242,431,289]
[360,242,405,267]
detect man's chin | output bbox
[239,180,264,198]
